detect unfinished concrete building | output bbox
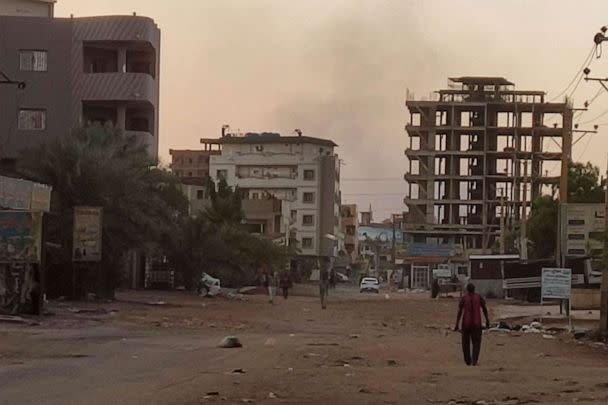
[404,77,573,253]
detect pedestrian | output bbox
[454,283,490,366]
[329,268,336,289]
[280,271,292,299]
[319,259,330,309]
[262,270,274,304]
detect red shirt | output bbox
[460,292,484,329]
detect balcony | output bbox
[242,198,282,219]
[81,72,157,103]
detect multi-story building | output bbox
[340,204,359,262]
[404,76,572,253]
[207,132,341,258]
[560,203,605,271]
[0,0,160,160]
[169,145,221,180]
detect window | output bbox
[20,50,47,72]
[187,172,193,177]
[303,192,314,203]
[568,248,586,255]
[568,219,585,226]
[188,158,193,164]
[217,169,227,180]
[251,192,259,200]
[568,234,585,240]
[302,238,313,249]
[196,189,205,200]
[290,210,297,221]
[304,169,315,180]
[18,109,46,130]
[303,215,314,226]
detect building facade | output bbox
[404,76,572,253]
[560,203,605,271]
[208,132,341,258]
[340,204,358,262]
[170,144,221,180]
[0,0,160,159]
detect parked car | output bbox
[198,273,221,297]
[360,277,380,294]
[336,272,349,283]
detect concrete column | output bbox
[118,47,127,73]
[117,104,126,131]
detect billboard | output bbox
[0,175,51,212]
[541,268,572,299]
[0,211,42,263]
[73,207,102,262]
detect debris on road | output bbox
[237,286,258,295]
[358,388,372,394]
[387,359,397,366]
[232,369,246,374]
[264,338,276,346]
[219,336,242,348]
[349,334,360,339]
[0,315,31,324]
[268,392,277,399]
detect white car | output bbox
[360,277,380,293]
[198,272,221,297]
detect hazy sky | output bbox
[56,0,608,221]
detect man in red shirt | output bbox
[455,283,490,366]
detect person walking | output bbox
[262,270,274,304]
[280,271,292,299]
[454,283,490,366]
[319,259,330,309]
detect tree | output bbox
[17,124,188,297]
[527,195,558,259]
[568,161,605,203]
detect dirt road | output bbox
[1,287,608,404]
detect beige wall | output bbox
[0,0,53,17]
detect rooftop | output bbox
[208,133,337,148]
[449,76,514,86]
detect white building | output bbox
[207,133,341,258]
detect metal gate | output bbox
[412,265,430,289]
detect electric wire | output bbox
[550,45,596,102]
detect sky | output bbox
[56,0,608,221]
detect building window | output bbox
[568,219,585,226]
[18,109,46,130]
[188,172,193,177]
[19,50,47,72]
[252,192,259,200]
[304,170,315,180]
[567,234,585,240]
[303,215,314,226]
[188,158,193,164]
[568,248,586,255]
[290,210,297,221]
[303,192,315,203]
[217,169,227,180]
[196,189,205,200]
[302,238,313,249]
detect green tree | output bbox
[568,161,605,203]
[527,195,558,259]
[17,124,188,297]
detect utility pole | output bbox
[521,160,529,261]
[600,154,608,332]
[500,187,506,255]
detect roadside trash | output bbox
[288,367,294,372]
[573,331,586,339]
[268,392,277,399]
[209,323,217,328]
[387,359,397,366]
[219,336,242,348]
[302,308,311,312]
[206,392,220,396]
[488,327,511,333]
[147,300,166,306]
[232,369,246,374]
[264,338,277,346]
[237,286,258,295]
[241,399,254,403]
[226,292,246,301]
[303,353,321,358]
[358,388,372,394]
[530,321,542,329]
[384,294,390,300]
[289,334,295,337]
[68,308,108,314]
[349,334,360,339]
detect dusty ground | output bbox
[1,286,608,405]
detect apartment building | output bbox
[559,203,605,271]
[0,0,160,160]
[170,144,221,180]
[340,204,359,262]
[404,76,572,253]
[207,132,341,258]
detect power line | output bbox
[579,107,608,125]
[550,45,596,102]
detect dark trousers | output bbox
[461,327,483,366]
[282,287,289,299]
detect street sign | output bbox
[432,264,451,278]
[73,207,102,262]
[541,268,572,299]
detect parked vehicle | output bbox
[336,272,349,283]
[198,273,221,297]
[360,277,380,293]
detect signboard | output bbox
[73,207,102,262]
[433,264,452,278]
[0,175,51,212]
[0,211,42,263]
[541,268,572,299]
